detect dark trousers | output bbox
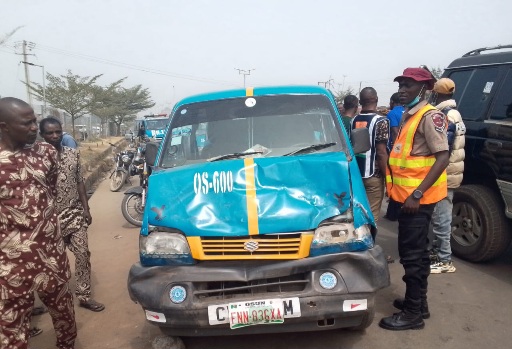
[393,199,436,313]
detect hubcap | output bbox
[452,202,482,247]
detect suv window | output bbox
[490,68,512,120]
[449,67,500,121]
[448,69,472,103]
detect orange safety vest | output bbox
[386,104,447,204]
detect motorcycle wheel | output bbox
[110,171,127,192]
[121,193,144,227]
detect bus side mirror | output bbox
[350,128,371,154]
[145,142,160,166]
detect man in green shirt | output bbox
[340,94,359,134]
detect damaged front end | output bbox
[127,86,389,336]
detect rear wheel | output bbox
[121,193,144,226]
[451,185,511,262]
[110,171,127,192]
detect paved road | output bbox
[30,178,512,349]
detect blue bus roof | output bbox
[173,86,334,111]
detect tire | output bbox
[110,171,127,192]
[121,193,144,227]
[451,185,512,262]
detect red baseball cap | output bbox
[394,67,436,85]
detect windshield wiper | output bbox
[208,151,263,162]
[284,142,336,156]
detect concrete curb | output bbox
[83,138,128,192]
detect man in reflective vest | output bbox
[379,68,449,331]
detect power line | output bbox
[13,42,238,86]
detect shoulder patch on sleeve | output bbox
[431,112,446,133]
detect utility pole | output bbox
[342,75,347,91]
[235,68,255,88]
[22,41,33,106]
[20,61,46,115]
[318,79,334,89]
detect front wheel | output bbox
[121,193,144,226]
[110,170,127,192]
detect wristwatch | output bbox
[412,189,423,200]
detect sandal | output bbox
[31,306,48,316]
[79,299,105,312]
[29,327,43,338]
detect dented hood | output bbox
[144,152,366,237]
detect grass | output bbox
[79,137,124,166]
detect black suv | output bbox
[442,45,512,262]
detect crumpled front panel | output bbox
[145,152,359,237]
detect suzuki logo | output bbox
[244,240,259,252]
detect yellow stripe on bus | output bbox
[246,87,254,96]
[243,158,259,235]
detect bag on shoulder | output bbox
[441,106,456,153]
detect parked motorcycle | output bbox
[121,145,149,226]
[109,143,135,192]
[128,144,145,178]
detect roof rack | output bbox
[463,44,512,57]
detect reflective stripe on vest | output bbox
[385,104,447,204]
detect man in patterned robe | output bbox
[39,117,104,312]
[0,97,76,349]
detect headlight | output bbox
[140,232,191,255]
[313,222,355,245]
[310,213,374,256]
[121,154,131,163]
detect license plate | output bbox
[208,297,301,329]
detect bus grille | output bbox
[190,233,312,260]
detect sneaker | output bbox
[430,261,456,274]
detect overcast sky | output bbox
[1,0,511,114]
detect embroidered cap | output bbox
[394,67,436,89]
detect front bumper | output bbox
[127,245,389,336]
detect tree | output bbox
[93,83,155,135]
[333,86,355,108]
[89,79,125,135]
[430,66,444,80]
[27,70,103,138]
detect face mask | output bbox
[406,84,426,108]
[406,96,420,108]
